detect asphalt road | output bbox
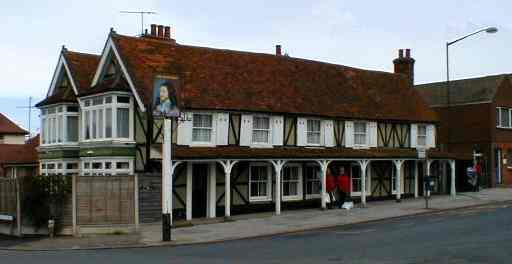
[1,203,512,264]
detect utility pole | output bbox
[16,96,35,136]
[120,11,157,36]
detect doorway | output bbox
[192,163,208,218]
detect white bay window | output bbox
[41,105,79,145]
[81,158,133,176]
[81,93,133,142]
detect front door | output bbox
[192,164,208,218]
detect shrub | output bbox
[21,175,72,231]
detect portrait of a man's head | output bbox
[153,76,180,118]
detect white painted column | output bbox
[317,160,329,210]
[393,160,404,201]
[220,160,237,218]
[208,162,217,218]
[414,161,419,198]
[186,162,193,221]
[162,119,172,215]
[359,160,370,207]
[450,160,456,198]
[271,160,285,215]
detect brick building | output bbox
[416,74,512,187]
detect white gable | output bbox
[47,51,79,97]
[91,35,146,112]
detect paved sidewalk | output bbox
[1,188,511,251]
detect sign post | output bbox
[153,76,180,242]
[417,147,431,209]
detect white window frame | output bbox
[281,164,303,201]
[305,164,321,199]
[417,124,427,147]
[40,104,79,146]
[40,159,80,176]
[497,107,512,129]
[353,121,368,147]
[191,113,215,145]
[251,115,272,146]
[306,119,322,146]
[350,163,371,197]
[249,163,272,202]
[80,92,134,143]
[80,157,134,176]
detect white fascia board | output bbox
[62,57,79,95]
[47,53,79,97]
[90,35,146,112]
[47,55,64,97]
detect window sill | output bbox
[282,196,302,202]
[190,142,216,147]
[250,144,273,148]
[249,196,272,203]
[350,192,371,197]
[352,145,370,149]
[305,194,321,199]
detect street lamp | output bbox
[445,26,498,150]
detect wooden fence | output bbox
[138,173,162,223]
[76,176,136,225]
[0,178,17,216]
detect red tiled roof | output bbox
[78,74,131,97]
[0,113,28,135]
[112,34,438,122]
[0,144,38,166]
[64,50,100,93]
[36,50,100,107]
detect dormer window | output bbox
[306,119,321,145]
[354,122,367,146]
[192,113,213,143]
[417,125,427,147]
[252,116,271,144]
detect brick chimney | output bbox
[393,48,415,87]
[146,24,176,44]
[276,45,282,56]
[150,24,157,36]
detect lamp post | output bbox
[445,26,498,151]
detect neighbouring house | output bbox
[0,134,39,178]
[0,113,28,144]
[416,74,512,187]
[36,25,460,222]
[0,113,38,177]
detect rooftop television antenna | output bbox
[16,96,36,136]
[120,11,157,36]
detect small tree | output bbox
[22,175,72,232]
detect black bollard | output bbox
[162,213,171,241]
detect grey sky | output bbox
[0,0,509,131]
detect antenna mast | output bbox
[120,11,157,36]
[16,96,35,136]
